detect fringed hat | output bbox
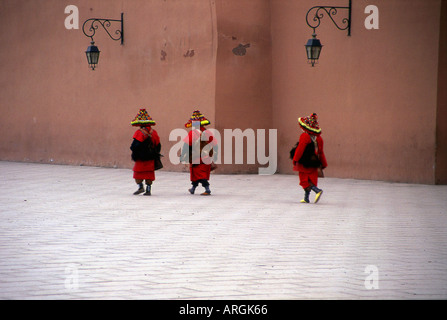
[298,113,321,135]
[131,109,156,127]
[185,110,210,128]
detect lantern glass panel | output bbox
[305,37,322,64]
[86,44,100,67]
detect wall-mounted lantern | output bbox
[82,13,124,70]
[85,42,100,70]
[305,0,351,66]
[305,33,323,67]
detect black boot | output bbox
[133,183,144,195]
[143,184,151,196]
[201,180,211,196]
[300,187,311,203]
[189,182,198,194]
[201,185,211,196]
[311,185,323,203]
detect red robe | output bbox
[183,128,217,181]
[132,127,160,181]
[293,132,327,189]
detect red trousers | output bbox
[190,163,211,182]
[133,160,155,181]
[299,169,318,189]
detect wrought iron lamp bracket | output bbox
[82,13,124,44]
[305,0,351,36]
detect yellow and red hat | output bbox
[185,110,210,128]
[298,113,321,135]
[131,109,156,127]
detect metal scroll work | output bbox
[82,13,124,44]
[305,0,351,36]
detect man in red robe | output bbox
[293,113,328,203]
[130,109,161,196]
[180,110,217,195]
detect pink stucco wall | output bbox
[0,0,217,171]
[214,0,273,174]
[0,0,445,184]
[271,0,445,184]
[436,0,447,184]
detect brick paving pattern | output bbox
[0,161,446,299]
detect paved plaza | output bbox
[0,161,446,300]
